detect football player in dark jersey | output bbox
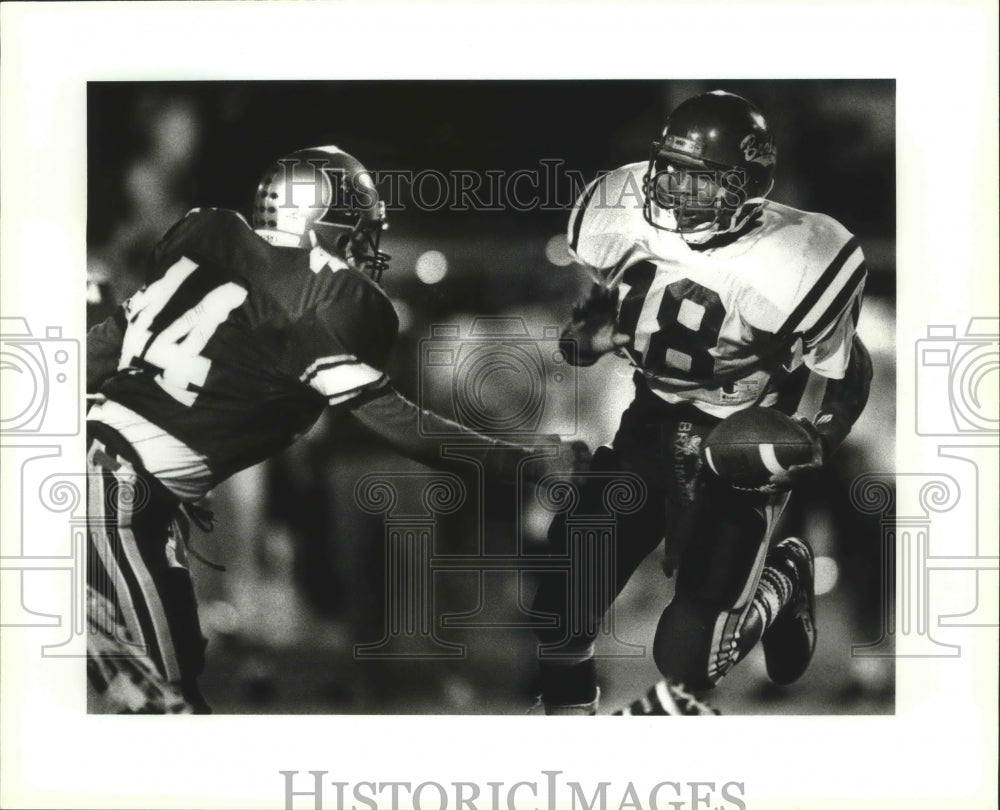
[86,145,586,713]
[530,92,873,715]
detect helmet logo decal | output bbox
[739,134,776,166]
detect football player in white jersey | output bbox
[531,90,873,715]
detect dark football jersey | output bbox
[89,208,398,498]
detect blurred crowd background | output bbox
[87,80,896,714]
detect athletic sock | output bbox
[736,558,799,662]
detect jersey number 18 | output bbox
[618,261,726,381]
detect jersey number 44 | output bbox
[119,257,247,406]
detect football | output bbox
[702,408,817,490]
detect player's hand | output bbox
[760,416,825,494]
[562,284,630,365]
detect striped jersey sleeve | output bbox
[788,233,868,379]
[300,354,389,405]
[567,176,604,260]
[296,272,398,408]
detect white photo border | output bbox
[1,2,997,809]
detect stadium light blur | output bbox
[415,249,448,284]
[200,600,239,636]
[814,556,840,596]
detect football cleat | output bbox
[762,537,817,685]
[612,680,720,716]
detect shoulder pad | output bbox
[778,212,866,342]
[567,163,648,270]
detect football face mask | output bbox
[644,155,752,241]
[642,90,777,245]
[253,146,390,282]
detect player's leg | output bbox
[652,477,790,690]
[620,528,816,714]
[86,431,209,712]
[86,584,194,714]
[758,535,816,684]
[530,387,674,715]
[680,532,816,686]
[530,443,667,713]
[607,397,818,714]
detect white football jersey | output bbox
[567,162,867,418]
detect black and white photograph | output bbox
[84,79,896,718]
[1,3,996,810]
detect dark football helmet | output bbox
[642,91,776,244]
[252,145,389,281]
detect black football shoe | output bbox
[762,537,817,686]
[611,680,720,716]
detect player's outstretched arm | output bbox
[348,386,589,483]
[764,335,873,493]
